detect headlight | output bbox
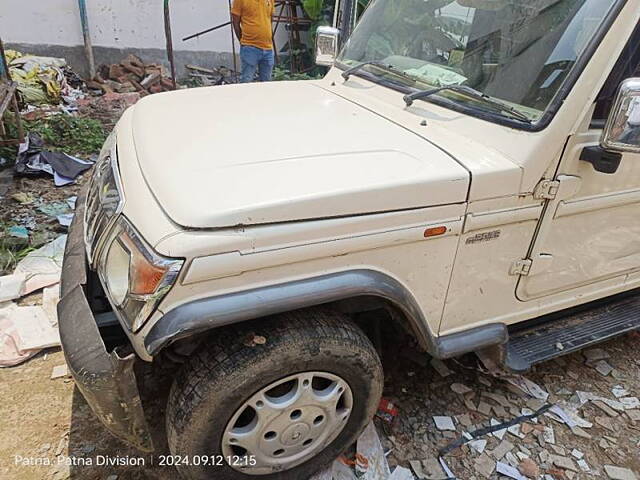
[85,132,124,266]
[99,217,183,332]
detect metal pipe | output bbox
[164,0,178,89]
[182,21,231,42]
[77,0,96,78]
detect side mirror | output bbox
[601,77,640,153]
[315,26,340,67]
[581,78,640,174]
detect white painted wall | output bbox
[0,0,239,53]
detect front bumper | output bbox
[57,192,153,452]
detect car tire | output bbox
[165,308,384,480]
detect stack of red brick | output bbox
[87,54,175,95]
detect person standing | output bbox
[231,0,275,83]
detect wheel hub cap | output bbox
[221,371,353,475]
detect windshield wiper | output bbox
[403,85,532,124]
[342,61,387,80]
[342,61,417,85]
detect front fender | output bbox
[143,269,507,358]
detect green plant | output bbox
[0,113,107,160]
[272,65,325,81]
[26,114,106,155]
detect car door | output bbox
[516,23,640,301]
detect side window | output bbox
[592,22,640,125]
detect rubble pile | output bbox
[86,54,175,95]
[309,333,640,480]
[77,91,142,130]
[186,64,238,85]
[336,339,640,480]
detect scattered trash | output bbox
[0,273,26,302]
[594,359,614,376]
[389,466,415,480]
[496,461,528,480]
[11,192,35,204]
[6,50,81,106]
[504,375,550,401]
[66,196,77,210]
[50,364,68,379]
[440,403,553,458]
[377,398,399,424]
[570,448,584,459]
[612,385,629,398]
[620,397,640,410]
[13,235,66,295]
[437,457,454,479]
[15,133,93,185]
[186,64,238,86]
[604,465,638,480]
[468,438,487,454]
[0,302,60,367]
[56,213,74,227]
[576,459,591,473]
[38,201,71,217]
[433,416,456,431]
[331,459,358,480]
[42,286,59,326]
[547,404,578,428]
[356,422,391,480]
[490,418,507,440]
[8,225,28,239]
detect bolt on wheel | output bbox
[221,371,353,475]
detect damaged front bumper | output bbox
[57,193,153,452]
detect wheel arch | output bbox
[144,269,434,356]
[144,268,507,359]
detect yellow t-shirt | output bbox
[231,0,275,50]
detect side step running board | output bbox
[504,292,640,372]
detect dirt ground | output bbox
[0,331,638,480]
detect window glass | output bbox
[338,0,617,123]
[593,22,640,123]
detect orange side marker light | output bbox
[424,226,448,238]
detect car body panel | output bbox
[130,82,469,229]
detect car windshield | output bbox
[337,0,618,123]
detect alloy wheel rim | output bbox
[221,371,353,475]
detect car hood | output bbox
[131,81,469,229]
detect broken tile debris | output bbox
[604,465,638,480]
[432,416,455,431]
[50,364,68,379]
[594,359,614,376]
[450,383,472,395]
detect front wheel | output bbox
[166,309,384,480]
